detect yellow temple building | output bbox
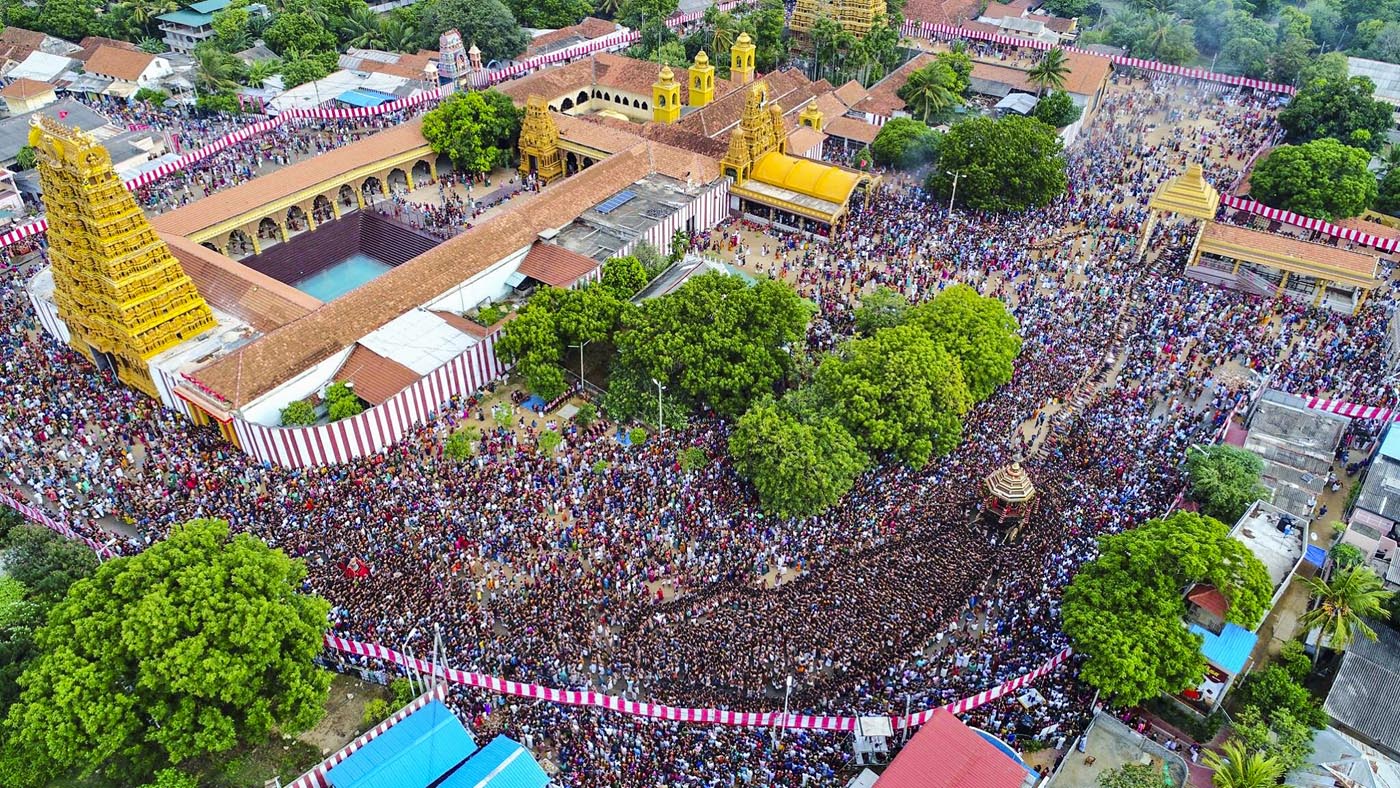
[30,116,216,397]
[790,0,889,36]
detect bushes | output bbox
[475,304,507,327]
[444,426,480,460]
[574,403,597,427]
[325,381,364,422]
[1186,444,1268,524]
[1143,697,1225,742]
[628,427,648,447]
[279,400,317,427]
[537,429,562,455]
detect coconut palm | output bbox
[122,0,178,36]
[1202,740,1284,788]
[902,62,960,123]
[340,5,384,49]
[1028,47,1070,97]
[594,0,622,19]
[138,37,166,54]
[379,19,419,53]
[708,11,737,61]
[245,58,283,86]
[1299,564,1394,667]
[193,44,244,94]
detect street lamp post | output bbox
[772,675,794,750]
[401,627,420,694]
[570,340,589,388]
[651,378,665,435]
[947,170,961,213]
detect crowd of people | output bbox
[0,62,1394,786]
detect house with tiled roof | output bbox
[83,46,172,96]
[0,78,57,114]
[524,17,623,59]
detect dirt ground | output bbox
[300,673,393,756]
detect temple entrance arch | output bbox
[412,160,432,186]
[338,184,357,209]
[387,168,409,192]
[258,217,282,245]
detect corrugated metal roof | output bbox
[438,736,550,788]
[327,700,477,788]
[1190,622,1258,674]
[875,709,1030,788]
[1326,628,1400,754]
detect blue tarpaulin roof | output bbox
[1380,426,1400,461]
[327,701,477,788]
[1190,622,1258,674]
[1305,544,1327,567]
[337,89,399,108]
[438,736,550,788]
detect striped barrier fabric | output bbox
[287,684,448,788]
[321,633,1074,732]
[1220,194,1400,254]
[1302,396,1400,421]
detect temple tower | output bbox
[468,43,482,72]
[30,116,216,398]
[731,32,756,85]
[799,100,824,131]
[689,50,715,108]
[792,0,886,36]
[438,29,467,84]
[517,95,565,185]
[720,82,786,184]
[652,65,681,124]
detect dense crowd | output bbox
[1,66,1395,786]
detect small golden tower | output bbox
[721,127,751,185]
[799,100,824,132]
[517,95,564,184]
[689,50,715,108]
[30,117,216,398]
[731,32,756,85]
[652,65,681,124]
[720,82,786,186]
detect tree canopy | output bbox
[728,398,868,518]
[1061,512,1273,706]
[1279,65,1393,152]
[897,54,968,123]
[506,0,593,29]
[870,118,940,170]
[853,286,910,335]
[1185,445,1269,524]
[419,0,530,62]
[1248,138,1379,221]
[421,89,522,175]
[496,283,634,400]
[1032,90,1083,129]
[905,284,1022,402]
[926,116,1068,212]
[0,520,331,786]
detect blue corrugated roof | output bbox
[337,90,393,108]
[438,736,550,788]
[156,9,214,25]
[1380,425,1400,462]
[1190,622,1258,674]
[327,701,477,788]
[1305,544,1327,567]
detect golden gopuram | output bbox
[790,0,888,36]
[30,116,216,397]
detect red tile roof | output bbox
[526,17,621,57]
[824,115,881,144]
[904,0,983,26]
[0,78,55,100]
[876,709,1030,788]
[84,45,156,83]
[855,53,933,117]
[164,234,321,332]
[517,241,600,286]
[334,344,421,405]
[834,79,869,107]
[0,27,46,63]
[1187,583,1230,619]
[76,36,140,63]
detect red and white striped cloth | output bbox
[0,490,118,558]
[1302,396,1400,421]
[1220,194,1399,254]
[322,633,1074,732]
[898,20,1297,95]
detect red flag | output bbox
[57,110,68,120]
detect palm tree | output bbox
[193,45,244,94]
[340,5,384,49]
[902,63,959,123]
[1027,47,1070,97]
[379,19,419,53]
[708,11,737,61]
[1202,740,1284,788]
[137,37,165,54]
[122,0,178,36]
[245,58,283,86]
[1299,564,1394,667]
[594,0,622,19]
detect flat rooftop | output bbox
[551,173,693,262]
[1233,500,1306,593]
[1048,713,1189,788]
[1357,456,1400,523]
[1245,390,1348,517]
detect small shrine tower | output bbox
[983,462,1037,542]
[438,29,467,84]
[689,50,715,108]
[517,95,564,185]
[652,65,680,124]
[731,32,756,85]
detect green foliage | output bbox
[475,304,507,327]
[678,446,708,472]
[601,255,650,298]
[632,241,667,279]
[498,283,632,401]
[926,116,1067,212]
[493,404,514,430]
[0,575,43,711]
[870,118,940,170]
[389,677,414,706]
[506,0,592,27]
[1098,764,1168,788]
[328,396,364,421]
[36,0,98,41]
[1219,37,1272,79]
[1185,444,1269,523]
[1237,665,1328,729]
[651,39,690,67]
[1377,167,1400,217]
[1331,542,1367,570]
[729,398,868,517]
[1229,705,1315,774]
[905,284,1022,403]
[264,11,337,56]
[212,3,253,51]
[619,0,680,57]
[2,526,99,606]
[421,90,522,175]
[1280,72,1393,153]
[361,698,392,727]
[2,520,331,786]
[1278,640,1312,681]
[1299,564,1394,661]
[897,59,965,124]
[325,381,355,404]
[574,402,597,427]
[609,272,814,420]
[1249,139,1379,221]
[280,50,338,88]
[144,767,200,788]
[196,92,241,115]
[1032,90,1083,128]
[1061,511,1274,705]
[421,0,531,61]
[628,427,648,446]
[669,229,689,262]
[1202,738,1285,788]
[1028,48,1070,96]
[814,324,973,466]
[444,425,480,459]
[1041,0,1091,15]
[591,458,609,474]
[194,45,245,94]
[1092,10,1198,64]
[279,400,318,427]
[135,88,170,105]
[13,146,36,172]
[853,286,910,335]
[537,429,563,455]
[1143,696,1225,742]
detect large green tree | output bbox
[1249,139,1379,221]
[1376,167,1400,217]
[421,89,522,174]
[926,115,1068,212]
[814,324,973,466]
[610,272,813,420]
[1227,706,1316,775]
[905,284,1022,403]
[1061,511,1273,706]
[1032,90,1083,129]
[1185,444,1269,524]
[728,398,867,517]
[853,286,910,335]
[0,520,331,786]
[263,10,338,56]
[420,0,530,61]
[507,0,593,29]
[897,59,964,124]
[1279,70,1393,153]
[870,118,940,170]
[1,525,99,606]
[496,283,632,399]
[36,0,98,40]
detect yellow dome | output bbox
[657,65,675,82]
[695,50,709,65]
[736,32,753,44]
[749,152,862,206]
